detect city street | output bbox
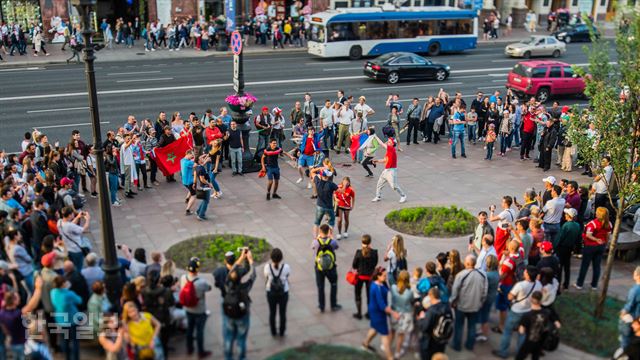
[0,42,613,151]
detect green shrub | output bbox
[387,206,477,237]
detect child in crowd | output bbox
[485,124,497,160]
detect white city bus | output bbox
[308,6,478,59]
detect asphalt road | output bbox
[0,42,614,152]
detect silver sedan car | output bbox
[504,36,567,58]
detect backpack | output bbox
[391,256,408,282]
[269,264,285,296]
[542,322,560,351]
[430,276,449,303]
[432,310,454,344]
[315,237,336,271]
[514,256,526,282]
[222,281,250,319]
[55,189,85,211]
[179,277,199,308]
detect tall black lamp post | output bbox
[72,0,122,307]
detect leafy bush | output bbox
[205,234,268,261]
[386,206,476,237]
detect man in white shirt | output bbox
[120,133,136,198]
[335,103,354,154]
[541,185,566,243]
[353,96,374,122]
[302,93,317,128]
[476,235,497,272]
[593,155,613,209]
[493,266,542,358]
[319,100,335,150]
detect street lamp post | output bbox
[72,0,122,307]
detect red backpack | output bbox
[179,277,199,307]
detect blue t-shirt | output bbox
[624,284,640,319]
[50,288,82,326]
[452,111,465,132]
[180,158,195,186]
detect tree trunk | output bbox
[595,199,625,318]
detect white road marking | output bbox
[284,89,338,96]
[107,70,162,76]
[491,59,519,62]
[0,67,40,72]
[27,106,89,114]
[492,79,507,82]
[477,85,503,90]
[305,61,352,65]
[36,121,110,129]
[359,82,462,91]
[116,77,174,83]
[322,67,362,71]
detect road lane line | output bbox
[284,89,338,96]
[360,82,462,91]
[107,70,162,76]
[492,79,506,82]
[116,77,174,83]
[35,121,110,129]
[491,59,519,62]
[0,67,40,72]
[477,86,503,90]
[27,107,89,114]
[322,67,362,71]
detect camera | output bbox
[501,223,509,230]
[237,247,249,253]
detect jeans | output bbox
[500,133,510,154]
[68,251,84,272]
[266,291,288,336]
[61,324,80,360]
[543,222,560,243]
[452,309,478,351]
[230,147,243,173]
[197,189,211,218]
[556,246,572,289]
[108,173,119,204]
[135,162,148,187]
[223,314,250,360]
[149,158,158,182]
[362,156,375,176]
[406,119,420,144]
[208,170,221,193]
[497,310,525,357]
[486,142,495,160]
[576,244,605,288]
[376,168,406,198]
[256,134,269,153]
[168,37,176,49]
[314,206,335,227]
[126,35,134,46]
[186,312,208,355]
[451,130,465,157]
[512,126,521,146]
[9,344,24,360]
[315,267,338,311]
[322,127,335,149]
[467,124,477,143]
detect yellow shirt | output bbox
[127,312,154,346]
[284,23,292,34]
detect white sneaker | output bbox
[169,49,173,51]
[399,195,407,203]
[112,201,121,207]
[371,197,381,202]
[145,48,149,52]
[343,232,348,238]
[307,182,312,189]
[217,191,223,198]
[336,234,342,240]
[151,48,156,51]
[296,178,303,184]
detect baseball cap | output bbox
[272,107,282,114]
[564,208,578,218]
[187,257,200,272]
[562,105,570,112]
[225,251,236,264]
[539,241,553,253]
[60,177,73,187]
[261,106,269,112]
[542,176,556,185]
[41,252,56,268]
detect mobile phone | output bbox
[116,244,122,250]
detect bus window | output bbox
[328,22,358,41]
[311,24,326,42]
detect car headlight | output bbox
[445,65,450,70]
[558,32,567,37]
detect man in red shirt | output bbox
[519,105,536,160]
[204,120,222,150]
[495,240,522,332]
[371,137,406,204]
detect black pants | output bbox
[222,140,230,161]
[520,131,534,159]
[149,157,158,182]
[354,278,371,315]
[477,118,486,138]
[556,246,572,289]
[159,321,172,358]
[420,339,446,360]
[315,267,338,311]
[539,148,553,170]
[515,340,542,360]
[362,156,375,176]
[135,162,148,187]
[267,291,289,336]
[406,119,420,144]
[425,121,439,143]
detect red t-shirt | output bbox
[522,113,536,134]
[335,185,355,209]
[385,144,397,169]
[583,219,612,246]
[205,126,222,144]
[499,255,517,286]
[303,137,315,156]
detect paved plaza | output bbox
[84,136,632,359]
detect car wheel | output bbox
[564,36,571,44]
[552,50,561,58]
[536,87,550,103]
[523,51,531,59]
[427,42,441,56]
[435,69,447,81]
[348,45,363,60]
[387,71,399,84]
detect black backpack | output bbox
[55,189,85,211]
[432,310,454,344]
[269,264,285,296]
[222,280,250,319]
[391,256,408,282]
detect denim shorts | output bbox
[495,284,513,311]
[298,154,315,168]
[314,206,335,226]
[479,297,495,323]
[266,166,280,180]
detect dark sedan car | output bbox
[552,24,599,43]
[363,52,450,84]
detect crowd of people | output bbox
[0,82,637,360]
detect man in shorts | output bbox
[310,167,338,238]
[297,127,324,189]
[180,150,196,215]
[261,139,295,201]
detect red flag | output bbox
[152,136,192,176]
[349,133,368,161]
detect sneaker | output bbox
[476,335,488,342]
[153,181,161,186]
[185,210,192,216]
[307,182,312,189]
[371,196,381,202]
[198,351,212,359]
[461,154,467,158]
[266,193,271,201]
[361,344,376,353]
[365,174,373,177]
[112,201,121,207]
[296,178,303,184]
[196,216,207,221]
[591,286,598,291]
[343,232,348,238]
[573,283,583,290]
[272,193,281,199]
[331,304,342,311]
[336,233,342,240]
[399,195,407,204]
[90,192,98,198]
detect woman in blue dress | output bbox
[361,266,399,360]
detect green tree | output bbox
[568,9,640,318]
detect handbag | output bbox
[258,169,266,178]
[196,188,208,200]
[346,269,358,286]
[59,222,91,256]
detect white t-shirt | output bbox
[120,143,134,166]
[594,165,613,194]
[263,262,290,292]
[543,197,566,224]
[320,107,334,128]
[337,108,354,125]
[498,208,516,228]
[541,278,558,307]
[510,280,542,313]
[353,103,373,120]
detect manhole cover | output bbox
[136,53,146,56]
